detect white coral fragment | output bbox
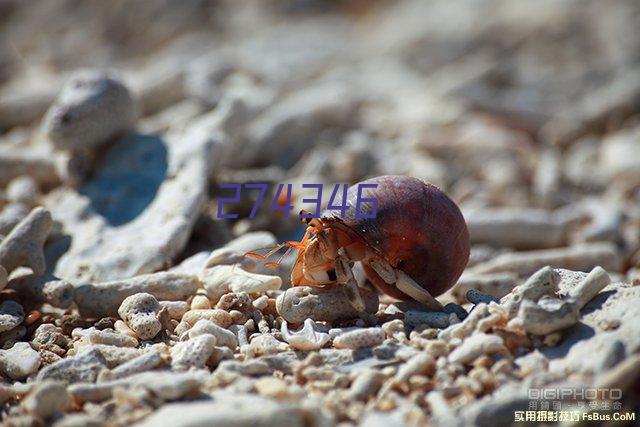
[280,319,329,351]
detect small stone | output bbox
[85,328,138,347]
[93,317,115,330]
[50,413,104,427]
[201,265,281,303]
[6,176,38,206]
[254,377,292,399]
[501,266,561,318]
[159,300,190,320]
[22,381,71,420]
[37,347,107,383]
[0,203,30,237]
[333,328,385,350]
[443,302,468,321]
[171,334,217,370]
[190,294,212,310]
[204,231,277,269]
[466,289,500,305]
[117,293,162,340]
[347,369,387,401]
[0,300,25,333]
[104,350,163,381]
[276,284,378,323]
[0,206,52,275]
[244,334,288,357]
[449,333,507,364]
[405,311,452,329]
[0,342,41,380]
[7,274,75,308]
[0,265,7,291]
[186,319,238,350]
[136,393,307,427]
[31,323,70,354]
[75,344,143,369]
[517,299,579,335]
[74,272,200,318]
[182,309,232,328]
[42,70,137,151]
[280,319,330,351]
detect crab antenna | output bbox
[244,229,312,268]
[244,244,288,262]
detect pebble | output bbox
[443,302,468,321]
[466,289,500,305]
[200,265,282,303]
[204,231,277,268]
[117,293,162,340]
[333,328,385,350]
[22,381,71,420]
[450,272,518,302]
[171,334,217,370]
[567,266,611,309]
[8,274,75,308]
[74,272,199,318]
[186,319,238,350]
[31,323,69,354]
[0,265,7,291]
[387,353,436,392]
[0,300,25,333]
[276,284,379,323]
[244,334,288,357]
[0,342,41,379]
[72,370,202,404]
[37,347,107,383]
[84,328,138,348]
[75,344,144,368]
[42,70,137,152]
[159,300,190,320]
[347,368,387,401]
[0,206,52,275]
[190,294,212,310]
[101,350,163,381]
[182,309,233,328]
[448,333,507,364]
[0,203,30,236]
[280,319,330,351]
[405,311,453,329]
[502,266,560,317]
[137,393,307,427]
[6,176,38,205]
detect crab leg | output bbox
[395,270,443,311]
[335,252,366,312]
[265,245,295,268]
[366,253,443,311]
[245,228,311,262]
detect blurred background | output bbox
[0,0,639,286]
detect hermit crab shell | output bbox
[322,175,470,300]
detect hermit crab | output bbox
[247,175,470,312]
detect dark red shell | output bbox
[322,175,470,300]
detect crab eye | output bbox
[327,269,337,281]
